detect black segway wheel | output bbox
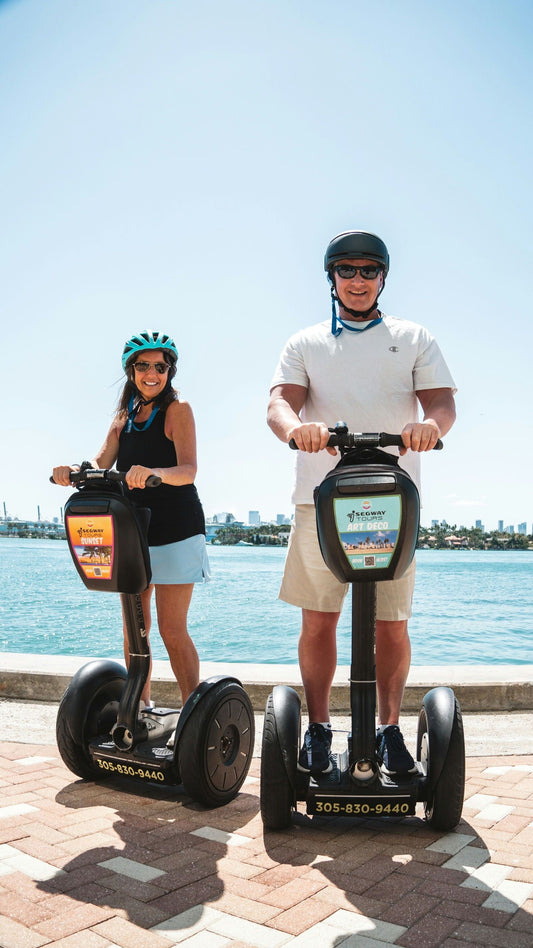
[260,686,300,830]
[56,660,127,780]
[417,688,465,831]
[178,679,255,807]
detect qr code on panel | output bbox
[364,556,375,567]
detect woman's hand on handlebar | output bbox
[399,421,441,455]
[52,464,80,486]
[288,422,338,456]
[125,464,162,489]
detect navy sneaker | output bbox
[376,725,416,775]
[298,723,333,774]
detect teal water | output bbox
[0,539,531,665]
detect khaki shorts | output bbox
[279,504,416,620]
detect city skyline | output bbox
[2,501,530,536]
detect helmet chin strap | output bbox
[127,377,173,430]
[330,278,385,336]
[131,375,173,408]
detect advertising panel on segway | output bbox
[260,425,465,831]
[53,466,255,808]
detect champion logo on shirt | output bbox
[389,346,399,352]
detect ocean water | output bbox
[0,539,532,666]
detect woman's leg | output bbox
[121,585,153,704]
[154,583,199,705]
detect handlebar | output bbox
[289,424,443,453]
[50,466,162,487]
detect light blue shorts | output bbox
[148,534,211,585]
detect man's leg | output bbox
[375,618,416,773]
[299,608,340,722]
[296,609,340,773]
[375,619,411,725]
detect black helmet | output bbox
[324,231,389,275]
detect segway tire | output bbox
[260,690,298,830]
[417,694,465,831]
[56,661,127,781]
[178,679,255,807]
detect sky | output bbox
[1,0,532,531]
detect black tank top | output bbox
[117,408,205,546]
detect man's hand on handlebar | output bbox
[399,421,442,456]
[287,422,338,456]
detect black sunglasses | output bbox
[333,264,383,280]
[133,361,169,375]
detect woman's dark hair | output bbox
[116,351,178,418]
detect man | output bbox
[267,230,456,776]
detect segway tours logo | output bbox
[334,496,402,570]
[66,515,115,580]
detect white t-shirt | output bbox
[270,314,456,505]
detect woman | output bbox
[53,330,209,707]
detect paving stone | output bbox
[211,913,291,946]
[450,921,533,946]
[92,916,173,947]
[396,911,460,947]
[482,880,533,912]
[264,896,336,935]
[98,855,166,882]
[0,915,51,948]
[33,902,116,940]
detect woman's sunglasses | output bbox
[333,264,383,280]
[133,361,169,375]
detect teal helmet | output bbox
[121,331,178,371]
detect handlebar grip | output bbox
[109,470,162,487]
[378,433,443,450]
[50,470,163,486]
[49,472,83,484]
[289,433,443,451]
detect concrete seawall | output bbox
[1,652,532,712]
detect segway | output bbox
[260,425,464,831]
[53,465,254,807]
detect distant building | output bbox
[248,510,260,526]
[475,519,484,532]
[518,522,527,535]
[504,525,514,534]
[205,522,228,541]
[431,519,439,528]
[498,520,504,532]
[0,518,65,538]
[212,512,236,524]
[276,513,290,526]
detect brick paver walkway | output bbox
[1,741,532,947]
